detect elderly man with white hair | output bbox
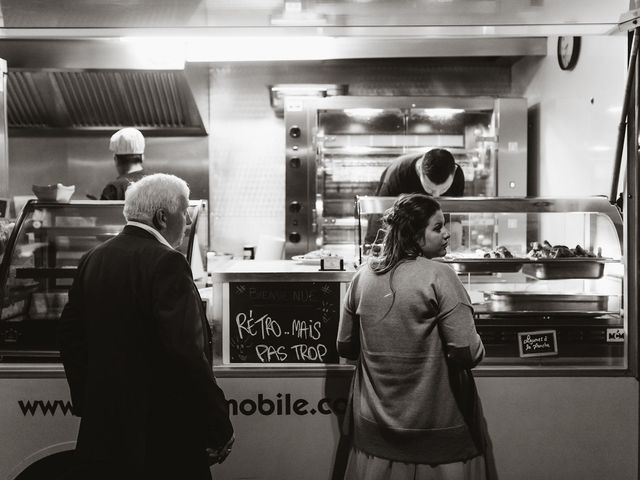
[59,174,234,480]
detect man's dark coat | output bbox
[59,226,233,479]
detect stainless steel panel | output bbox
[0,40,185,70]
[285,97,315,257]
[0,0,626,30]
[496,98,527,196]
[1,0,203,28]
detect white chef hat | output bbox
[109,127,145,155]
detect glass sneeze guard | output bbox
[356,196,625,372]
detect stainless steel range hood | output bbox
[0,40,207,135]
[7,69,205,135]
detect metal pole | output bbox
[611,27,640,204]
[355,196,362,265]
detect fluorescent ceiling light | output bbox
[118,36,186,68]
[186,36,336,62]
[117,35,339,63]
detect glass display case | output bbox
[0,199,208,362]
[357,196,625,371]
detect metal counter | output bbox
[210,259,355,283]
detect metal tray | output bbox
[485,291,610,312]
[521,258,606,280]
[439,258,525,274]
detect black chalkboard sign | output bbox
[228,282,340,364]
[518,330,558,358]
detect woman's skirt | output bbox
[344,447,486,480]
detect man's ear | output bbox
[152,209,167,230]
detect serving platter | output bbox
[437,258,525,274]
[482,291,613,313]
[436,256,616,279]
[520,257,610,279]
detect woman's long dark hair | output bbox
[370,193,441,275]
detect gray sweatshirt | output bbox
[338,257,484,464]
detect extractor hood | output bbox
[7,69,205,135]
[0,40,207,136]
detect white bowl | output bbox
[32,184,75,202]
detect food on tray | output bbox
[483,246,513,259]
[443,252,478,260]
[444,247,519,260]
[527,240,600,259]
[292,249,341,263]
[296,249,334,259]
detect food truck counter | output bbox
[206,198,637,479]
[212,192,630,376]
[210,259,356,282]
[0,199,636,480]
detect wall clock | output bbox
[557,36,581,71]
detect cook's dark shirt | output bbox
[366,153,465,244]
[100,169,146,200]
[376,152,465,197]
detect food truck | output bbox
[0,1,638,479]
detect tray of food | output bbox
[485,291,611,313]
[524,241,608,279]
[441,246,525,274]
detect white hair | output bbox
[123,173,190,222]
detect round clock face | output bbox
[557,36,581,71]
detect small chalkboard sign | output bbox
[226,281,341,364]
[518,330,558,358]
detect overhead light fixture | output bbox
[269,84,348,117]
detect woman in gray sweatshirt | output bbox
[338,193,487,480]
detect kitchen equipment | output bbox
[521,258,607,279]
[285,96,527,257]
[485,291,612,313]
